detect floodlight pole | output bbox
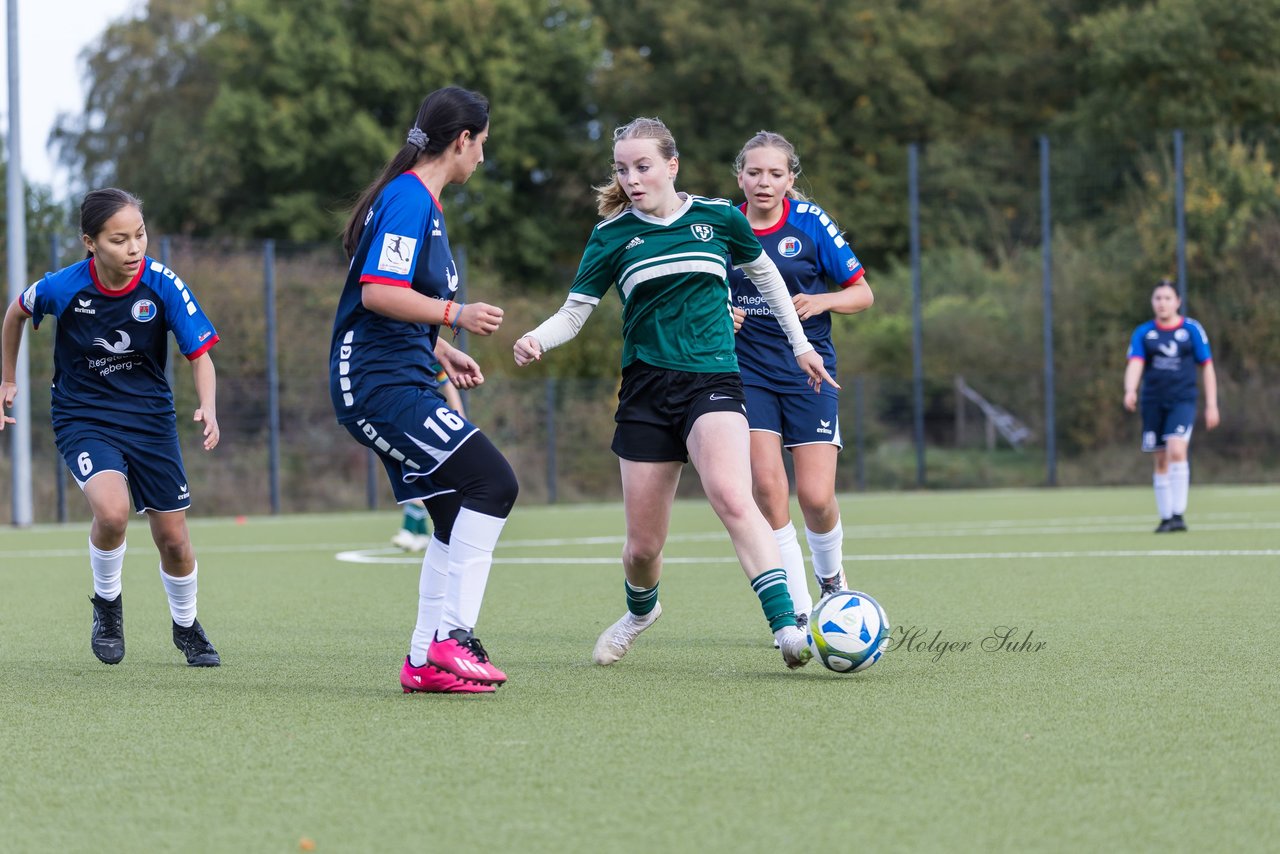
[7,0,34,526]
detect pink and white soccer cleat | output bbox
[400,657,495,694]
[427,630,507,685]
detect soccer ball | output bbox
[807,590,890,673]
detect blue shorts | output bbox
[1140,399,1197,451]
[344,388,479,503]
[56,426,191,513]
[744,384,842,449]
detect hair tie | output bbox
[406,126,429,151]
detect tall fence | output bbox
[4,129,1278,522]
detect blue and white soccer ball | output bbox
[807,590,890,673]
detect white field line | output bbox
[332,548,1280,565]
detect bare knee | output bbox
[623,536,664,568]
[91,511,130,545]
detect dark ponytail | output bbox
[342,86,489,258]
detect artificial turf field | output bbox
[2,485,1277,852]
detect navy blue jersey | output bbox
[728,198,864,394]
[18,257,219,439]
[330,172,459,423]
[1127,317,1212,404]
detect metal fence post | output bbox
[854,374,866,492]
[545,377,557,504]
[1041,135,1057,487]
[1174,129,1187,312]
[263,239,281,514]
[908,143,926,487]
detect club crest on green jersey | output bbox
[691,224,714,242]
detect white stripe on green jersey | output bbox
[570,194,765,372]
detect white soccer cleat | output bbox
[593,603,662,665]
[776,625,813,670]
[391,529,417,551]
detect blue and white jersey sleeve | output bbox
[18,276,60,329]
[1186,318,1212,363]
[357,180,433,289]
[798,202,864,286]
[151,261,219,359]
[1127,322,1153,362]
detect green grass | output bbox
[2,486,1278,852]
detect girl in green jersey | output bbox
[514,117,834,670]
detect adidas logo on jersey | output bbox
[625,236,645,250]
[74,299,96,315]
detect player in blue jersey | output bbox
[1,188,222,667]
[1123,280,1219,532]
[332,86,515,694]
[514,117,836,670]
[728,131,874,631]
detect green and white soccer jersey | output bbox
[570,195,764,372]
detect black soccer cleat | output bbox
[172,619,221,667]
[817,570,847,598]
[1154,518,1174,533]
[1168,514,1188,532]
[90,593,125,665]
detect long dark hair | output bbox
[81,188,143,258]
[342,86,489,258]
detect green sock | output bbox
[624,579,659,617]
[403,503,428,536]
[751,568,797,631]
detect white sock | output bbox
[89,539,126,600]
[160,563,198,627]
[409,537,448,667]
[773,524,812,617]
[1169,462,1190,516]
[437,508,508,638]
[1153,473,1173,520]
[806,521,845,581]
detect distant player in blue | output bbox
[1123,279,1219,532]
[727,132,873,624]
[332,86,515,694]
[0,188,222,667]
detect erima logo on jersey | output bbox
[778,236,802,257]
[817,419,833,436]
[378,233,416,275]
[93,330,133,354]
[178,483,190,500]
[432,218,442,237]
[625,236,645,250]
[691,224,714,242]
[75,298,96,315]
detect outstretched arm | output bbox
[1123,359,1144,412]
[1201,361,1219,429]
[361,285,504,336]
[513,296,597,366]
[0,299,31,431]
[792,277,874,321]
[190,352,220,450]
[738,252,838,392]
